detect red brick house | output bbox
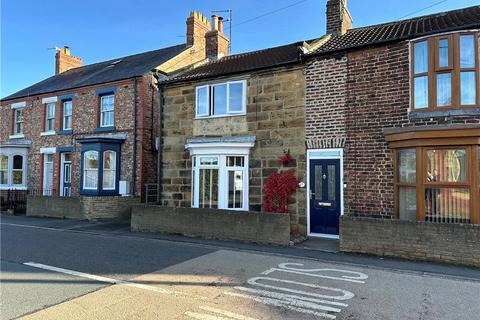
[304,1,479,265]
[0,12,228,219]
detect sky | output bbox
[1,0,479,98]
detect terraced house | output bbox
[304,1,479,265]
[0,12,228,219]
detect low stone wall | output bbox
[27,195,140,221]
[131,206,291,245]
[340,216,480,268]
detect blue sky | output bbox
[1,0,478,97]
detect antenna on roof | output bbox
[212,9,232,52]
[47,46,61,51]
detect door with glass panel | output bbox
[43,154,54,196]
[309,159,341,235]
[61,153,72,197]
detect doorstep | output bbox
[296,236,340,253]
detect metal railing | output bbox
[144,184,159,204]
[0,189,29,214]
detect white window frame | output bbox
[102,150,116,190]
[63,100,73,130]
[100,94,115,127]
[14,108,24,135]
[195,80,247,118]
[195,85,210,117]
[44,102,56,133]
[191,154,249,211]
[0,147,28,190]
[83,150,99,190]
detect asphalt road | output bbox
[1,215,479,320]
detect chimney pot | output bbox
[211,15,219,31]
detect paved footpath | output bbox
[1,215,479,320]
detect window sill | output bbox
[0,186,27,190]
[57,129,73,135]
[195,113,246,120]
[40,131,56,136]
[94,126,116,133]
[409,108,480,120]
[9,134,25,139]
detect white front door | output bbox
[43,154,54,195]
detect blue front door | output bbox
[309,159,341,235]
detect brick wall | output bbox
[306,41,480,219]
[162,66,307,234]
[340,216,480,268]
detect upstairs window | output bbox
[100,95,114,127]
[14,108,24,134]
[63,100,72,130]
[195,80,246,118]
[45,103,56,131]
[411,32,479,111]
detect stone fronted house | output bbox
[0,12,228,219]
[158,38,328,234]
[304,1,479,264]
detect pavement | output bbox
[1,214,479,320]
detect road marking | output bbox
[233,286,348,307]
[224,291,337,319]
[247,276,355,300]
[23,262,207,300]
[184,306,260,320]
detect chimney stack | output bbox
[205,14,230,60]
[186,11,211,48]
[326,0,352,36]
[55,46,82,74]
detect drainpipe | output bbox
[132,77,138,196]
[156,83,164,205]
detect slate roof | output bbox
[165,42,303,84]
[310,5,480,56]
[3,44,187,101]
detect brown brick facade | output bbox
[306,41,480,219]
[161,66,307,234]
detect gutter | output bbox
[132,77,138,196]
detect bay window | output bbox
[195,80,246,118]
[78,137,123,195]
[411,32,479,110]
[0,148,28,189]
[390,129,479,224]
[192,155,248,210]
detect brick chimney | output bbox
[186,11,211,49]
[326,0,352,36]
[55,46,82,74]
[205,15,230,60]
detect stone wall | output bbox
[131,206,291,245]
[162,66,307,234]
[340,216,480,268]
[26,195,140,221]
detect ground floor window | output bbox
[0,147,28,189]
[192,155,248,210]
[391,135,479,224]
[78,137,123,196]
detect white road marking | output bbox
[225,291,337,319]
[197,306,259,320]
[278,263,368,280]
[247,276,355,300]
[23,262,207,300]
[234,286,348,307]
[261,263,368,283]
[185,312,234,320]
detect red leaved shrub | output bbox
[262,170,299,214]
